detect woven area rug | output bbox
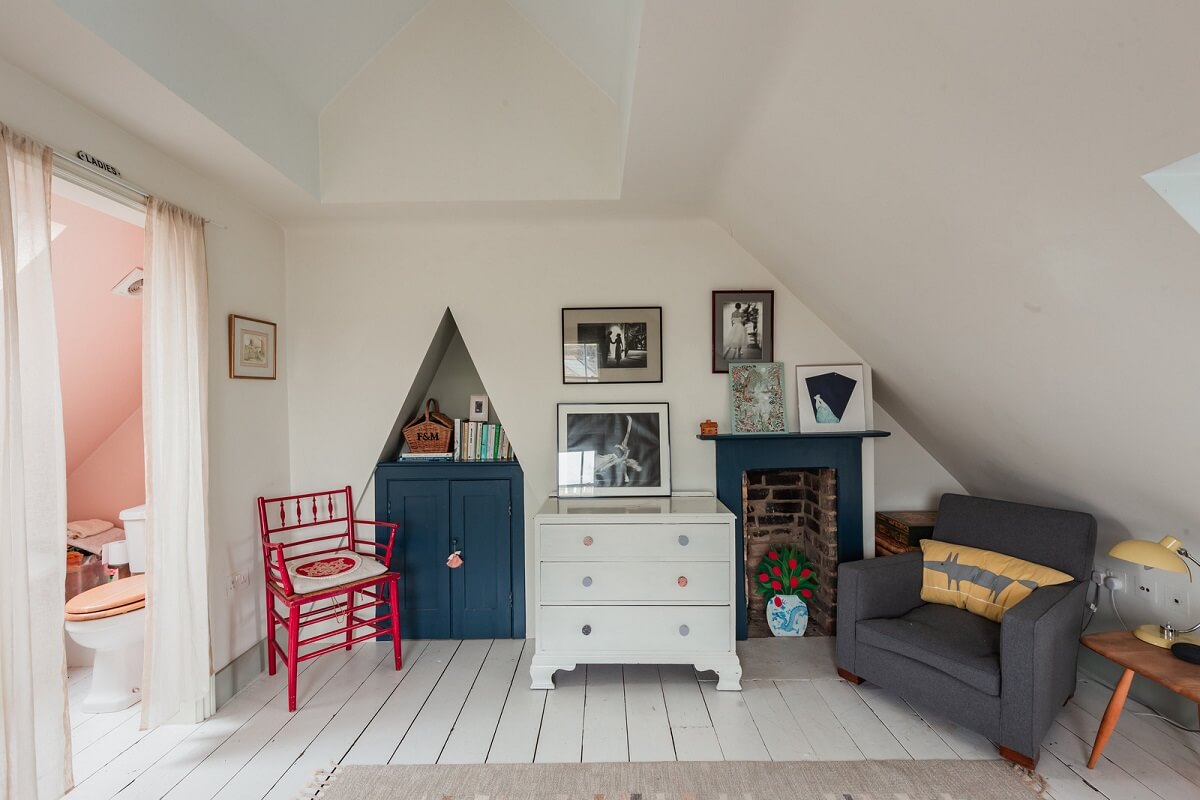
[309,760,1042,799]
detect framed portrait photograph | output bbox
[712,290,774,373]
[562,307,663,384]
[229,314,277,380]
[730,361,787,434]
[557,402,671,497]
[469,394,489,422]
[795,364,867,432]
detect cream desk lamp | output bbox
[1109,535,1200,647]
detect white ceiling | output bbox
[50,0,645,202]
[204,0,432,113]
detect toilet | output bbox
[64,504,147,713]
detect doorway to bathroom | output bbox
[51,176,147,681]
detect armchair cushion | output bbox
[858,604,1002,695]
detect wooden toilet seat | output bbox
[65,574,146,621]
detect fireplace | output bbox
[699,429,889,639]
[743,469,838,636]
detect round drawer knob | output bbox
[677,576,688,587]
[582,576,593,587]
[582,624,592,636]
[679,624,690,637]
[582,535,594,546]
[678,534,690,546]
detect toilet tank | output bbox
[119,504,147,574]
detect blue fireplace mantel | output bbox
[698,431,890,639]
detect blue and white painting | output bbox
[795,364,867,433]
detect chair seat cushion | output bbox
[286,552,387,595]
[857,603,1002,695]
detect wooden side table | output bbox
[1080,631,1200,769]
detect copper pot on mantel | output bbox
[699,419,719,436]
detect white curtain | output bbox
[0,125,72,797]
[141,198,212,727]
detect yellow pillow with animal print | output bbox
[919,540,1073,622]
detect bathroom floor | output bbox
[63,639,1200,800]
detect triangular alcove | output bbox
[378,308,512,462]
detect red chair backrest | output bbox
[257,486,356,591]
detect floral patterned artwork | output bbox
[295,555,358,579]
[730,361,786,433]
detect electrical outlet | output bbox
[1135,576,1155,600]
[1103,569,1126,592]
[1164,586,1190,617]
[227,571,250,594]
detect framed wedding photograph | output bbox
[557,402,671,497]
[712,290,774,373]
[795,364,867,432]
[730,361,787,434]
[228,314,277,380]
[562,306,663,384]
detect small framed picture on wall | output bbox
[229,314,277,380]
[712,290,774,373]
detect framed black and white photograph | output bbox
[795,364,867,432]
[469,394,489,422]
[557,402,671,497]
[562,307,663,384]
[711,290,774,373]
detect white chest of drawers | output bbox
[530,495,742,691]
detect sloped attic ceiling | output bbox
[710,2,1200,540]
[55,0,643,202]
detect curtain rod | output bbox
[52,151,225,229]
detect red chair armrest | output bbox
[265,541,294,595]
[351,519,399,567]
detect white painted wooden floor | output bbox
[63,638,1200,800]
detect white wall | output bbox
[285,216,954,632]
[873,403,964,511]
[0,56,291,671]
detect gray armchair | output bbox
[836,493,1097,768]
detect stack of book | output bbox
[453,420,514,462]
[874,510,936,556]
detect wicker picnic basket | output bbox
[402,399,455,453]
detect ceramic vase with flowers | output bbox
[754,547,818,636]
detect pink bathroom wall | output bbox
[66,408,145,524]
[51,192,145,525]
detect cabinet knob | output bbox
[678,534,690,546]
[679,624,690,636]
[582,535,594,546]
[582,576,593,587]
[582,624,592,636]
[677,576,688,588]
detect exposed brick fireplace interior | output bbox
[743,468,838,637]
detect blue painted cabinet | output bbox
[375,462,524,639]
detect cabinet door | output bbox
[449,479,512,638]
[386,479,451,639]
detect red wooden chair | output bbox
[257,486,401,711]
